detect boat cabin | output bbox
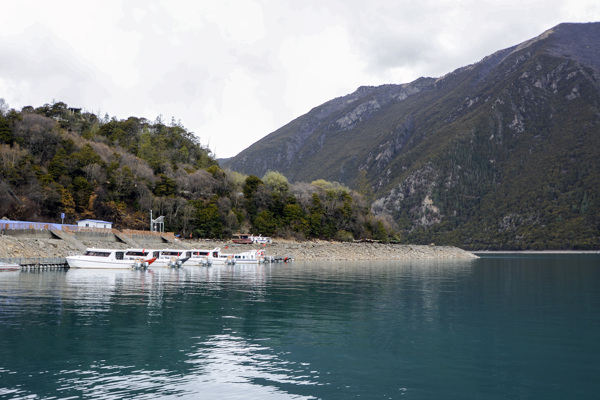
[83,249,125,260]
[231,233,253,244]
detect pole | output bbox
[150,209,153,231]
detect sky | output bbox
[1,1,599,158]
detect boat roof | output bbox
[85,248,124,252]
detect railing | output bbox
[1,220,176,239]
[1,221,78,231]
[122,229,176,239]
[62,226,112,233]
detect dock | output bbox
[0,257,69,271]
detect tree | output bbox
[0,115,13,144]
[253,210,278,236]
[309,193,324,237]
[263,171,289,194]
[48,148,69,180]
[243,175,264,218]
[74,144,103,171]
[71,176,93,213]
[59,187,76,216]
[154,174,177,197]
[243,175,263,198]
[194,200,223,238]
[283,200,308,234]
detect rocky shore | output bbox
[219,239,478,261]
[0,234,478,261]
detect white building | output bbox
[77,219,113,230]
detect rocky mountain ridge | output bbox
[223,22,600,249]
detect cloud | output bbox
[1,0,599,158]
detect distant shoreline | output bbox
[0,234,479,261]
[3,231,597,262]
[473,250,600,254]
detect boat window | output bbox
[115,252,124,260]
[84,251,110,257]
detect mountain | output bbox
[223,22,600,249]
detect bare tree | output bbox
[180,203,196,236]
[82,163,106,184]
[0,143,27,172]
[13,114,58,163]
[121,154,155,183]
[0,98,9,116]
[135,184,153,211]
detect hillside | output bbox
[223,22,600,250]
[0,102,388,242]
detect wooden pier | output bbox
[0,257,69,271]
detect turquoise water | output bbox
[1,255,599,399]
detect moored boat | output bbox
[181,250,212,267]
[230,249,266,264]
[231,233,253,244]
[123,249,157,269]
[206,247,236,265]
[146,249,190,268]
[251,235,272,244]
[0,261,20,271]
[66,248,140,269]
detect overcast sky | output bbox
[1,1,599,158]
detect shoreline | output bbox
[0,235,479,261]
[473,250,600,254]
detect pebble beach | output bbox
[0,234,478,261]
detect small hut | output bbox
[77,219,113,230]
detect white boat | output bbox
[206,247,236,265]
[66,248,140,269]
[0,261,20,271]
[252,235,272,244]
[180,250,212,267]
[231,249,266,264]
[146,249,190,268]
[123,249,158,269]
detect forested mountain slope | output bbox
[224,22,600,249]
[0,101,386,242]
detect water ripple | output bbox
[1,258,600,399]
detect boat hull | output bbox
[0,262,20,271]
[183,258,212,267]
[65,256,136,269]
[210,257,236,265]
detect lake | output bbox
[1,254,599,399]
